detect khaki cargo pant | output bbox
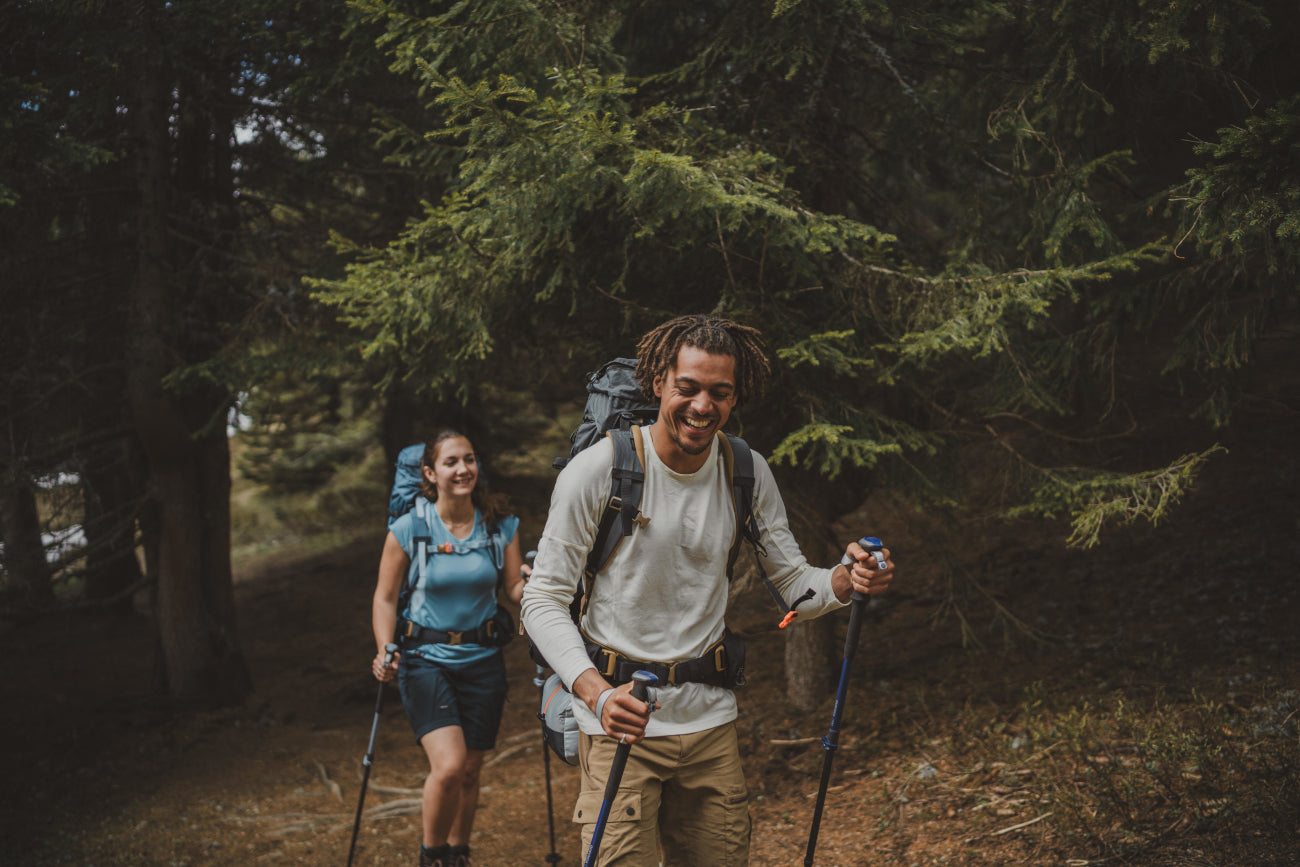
[574,722,751,866]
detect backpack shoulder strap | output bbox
[413,497,432,588]
[486,518,505,587]
[580,426,647,616]
[719,434,787,611]
[398,497,435,614]
[718,434,763,580]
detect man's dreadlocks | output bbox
[634,314,771,406]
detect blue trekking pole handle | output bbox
[584,670,657,867]
[842,536,886,602]
[805,537,884,866]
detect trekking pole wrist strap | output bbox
[594,687,616,722]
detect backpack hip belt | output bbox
[582,629,746,688]
[400,609,514,648]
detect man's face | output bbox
[651,345,738,472]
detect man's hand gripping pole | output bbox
[804,536,885,866]
[584,671,657,867]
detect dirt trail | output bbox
[2,408,1298,865]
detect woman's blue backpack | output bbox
[387,444,426,529]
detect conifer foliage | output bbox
[319,0,1299,548]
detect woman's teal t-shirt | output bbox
[389,502,519,666]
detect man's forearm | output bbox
[521,584,597,689]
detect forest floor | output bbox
[2,403,1299,866]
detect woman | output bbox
[372,429,527,867]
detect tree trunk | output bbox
[778,480,842,711]
[145,432,248,704]
[126,8,249,706]
[82,441,146,617]
[0,473,53,610]
[784,616,836,712]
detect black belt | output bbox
[583,631,745,688]
[400,614,510,647]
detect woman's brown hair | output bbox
[417,429,512,527]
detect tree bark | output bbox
[82,441,146,617]
[784,615,836,712]
[125,4,249,706]
[0,473,53,611]
[777,480,842,711]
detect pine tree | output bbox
[315,0,1299,701]
[1,0,431,704]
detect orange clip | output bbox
[436,543,455,554]
[777,588,817,629]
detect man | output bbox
[522,314,896,866]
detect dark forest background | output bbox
[2,6,1298,861]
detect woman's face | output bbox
[424,436,478,499]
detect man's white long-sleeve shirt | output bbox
[521,428,846,737]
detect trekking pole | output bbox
[346,641,398,867]
[534,658,562,866]
[804,536,887,867]
[583,670,657,867]
[523,549,563,867]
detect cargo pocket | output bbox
[573,787,644,826]
[720,788,752,864]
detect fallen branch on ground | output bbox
[314,761,343,801]
[484,742,533,768]
[991,812,1053,836]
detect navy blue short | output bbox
[397,650,508,751]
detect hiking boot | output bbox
[448,844,471,867]
[419,843,449,867]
